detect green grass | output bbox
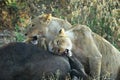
[50,0,120,50]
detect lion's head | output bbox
[48,28,73,56]
[25,14,51,38]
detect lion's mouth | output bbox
[31,36,38,45]
[63,49,73,57]
[24,35,38,45]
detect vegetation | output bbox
[0,0,120,49]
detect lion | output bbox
[24,14,72,50]
[48,24,120,80]
[48,28,73,56]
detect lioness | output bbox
[48,24,120,80]
[25,14,72,50]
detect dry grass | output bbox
[30,0,120,49]
[0,0,119,49]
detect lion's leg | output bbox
[38,38,47,50]
[87,38,102,78]
[86,44,102,80]
[81,28,102,80]
[89,56,102,80]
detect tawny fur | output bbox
[49,24,120,80]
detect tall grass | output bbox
[70,0,120,45]
[49,0,120,49]
[1,0,119,49]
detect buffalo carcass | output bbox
[0,42,71,80]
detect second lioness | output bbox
[49,24,120,80]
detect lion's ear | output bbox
[38,14,52,23]
[59,28,65,34]
[42,14,52,21]
[59,28,66,36]
[46,14,52,21]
